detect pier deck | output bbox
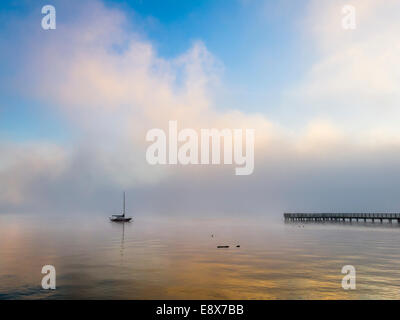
[284,213,400,223]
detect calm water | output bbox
[1,214,400,299]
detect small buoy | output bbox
[217,245,229,248]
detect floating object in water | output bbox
[211,234,214,238]
[110,216,132,222]
[236,245,240,248]
[110,192,132,222]
[217,245,229,248]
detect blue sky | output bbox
[103,0,313,111]
[0,0,314,143]
[2,0,400,215]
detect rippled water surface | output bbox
[1,214,400,299]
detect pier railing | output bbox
[284,213,400,222]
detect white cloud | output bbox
[294,0,400,126]
[2,0,400,215]
[0,142,69,206]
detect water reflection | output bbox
[1,214,400,299]
[285,219,400,229]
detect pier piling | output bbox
[284,213,400,224]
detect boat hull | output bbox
[109,217,132,222]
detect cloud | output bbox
[0,142,69,207]
[1,0,400,216]
[292,0,400,127]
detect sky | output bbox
[1,0,400,218]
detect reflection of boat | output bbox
[120,221,125,264]
[110,192,132,222]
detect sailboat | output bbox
[110,192,132,222]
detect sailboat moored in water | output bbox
[110,192,132,222]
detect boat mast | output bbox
[123,191,126,217]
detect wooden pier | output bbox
[284,213,400,223]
